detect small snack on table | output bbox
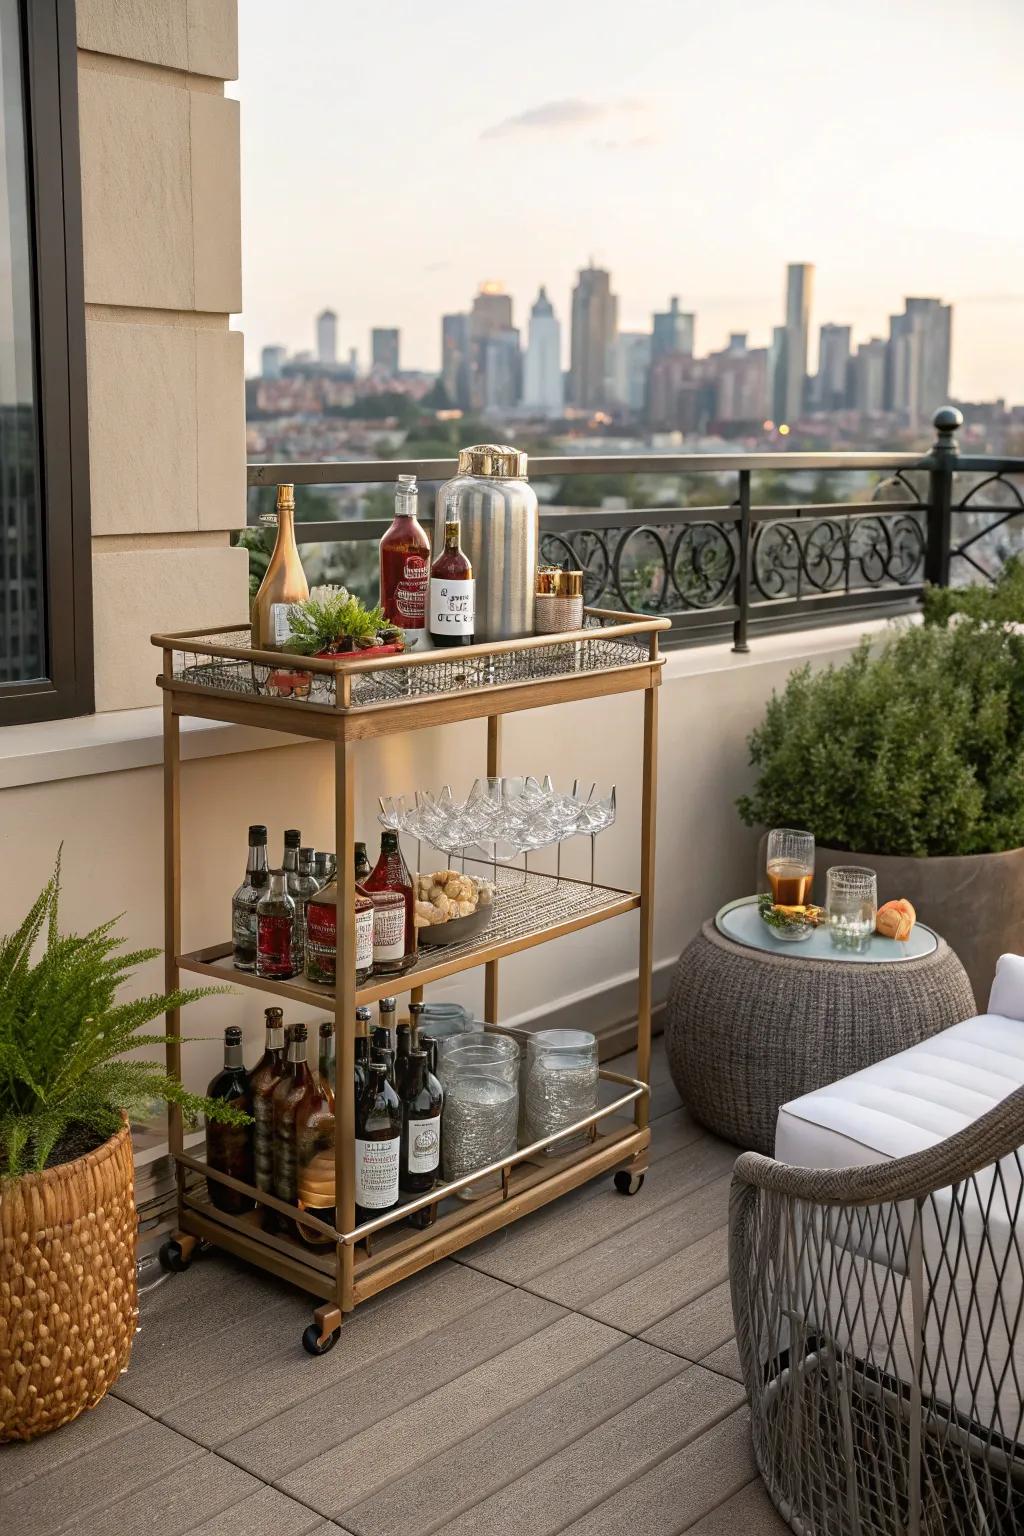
[876,898,916,941]
[758,891,826,941]
[413,870,494,945]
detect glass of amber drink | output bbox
[765,828,815,907]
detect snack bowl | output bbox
[414,869,495,948]
[418,904,494,948]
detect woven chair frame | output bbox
[730,1083,1024,1535]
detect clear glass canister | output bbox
[523,1028,599,1155]
[417,1002,474,1043]
[439,1036,520,1199]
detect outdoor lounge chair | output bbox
[730,953,1024,1536]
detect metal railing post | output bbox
[924,406,963,587]
[732,468,752,653]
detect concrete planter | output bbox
[815,844,1024,1008]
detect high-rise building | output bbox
[569,264,618,410]
[441,313,471,409]
[260,344,286,379]
[652,296,694,359]
[371,327,400,376]
[851,338,887,414]
[887,298,952,425]
[769,325,788,424]
[481,328,521,412]
[522,287,563,416]
[612,332,652,414]
[316,308,337,367]
[814,324,851,411]
[646,352,705,432]
[779,263,813,423]
[469,284,515,411]
[704,334,770,425]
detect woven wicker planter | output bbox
[816,844,1024,1009]
[0,1118,137,1442]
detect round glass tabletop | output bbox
[715,895,938,963]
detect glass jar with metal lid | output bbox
[434,444,539,641]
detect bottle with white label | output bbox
[250,483,309,649]
[400,1049,443,1195]
[429,502,474,648]
[355,1060,401,1221]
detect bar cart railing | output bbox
[152,610,666,1352]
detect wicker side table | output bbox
[665,917,975,1154]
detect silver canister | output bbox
[434,444,539,641]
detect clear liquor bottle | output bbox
[247,1006,286,1199]
[256,870,297,980]
[232,824,269,972]
[205,1026,255,1214]
[379,474,430,643]
[284,834,318,973]
[400,1049,443,1194]
[356,1061,401,1223]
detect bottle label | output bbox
[232,898,257,947]
[355,1136,400,1208]
[394,557,428,627]
[372,898,406,961]
[430,577,475,636]
[271,602,295,645]
[356,903,373,971]
[257,913,294,975]
[406,1114,441,1176]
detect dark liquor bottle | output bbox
[354,841,372,884]
[295,1032,336,1248]
[354,1005,372,1107]
[356,1061,401,1223]
[400,1049,443,1194]
[248,1006,286,1199]
[378,996,397,1046]
[256,870,297,980]
[394,1020,412,1098]
[420,1032,440,1077]
[364,832,416,973]
[271,1022,313,1212]
[379,473,430,643]
[286,840,319,973]
[205,1026,254,1214]
[371,1023,395,1086]
[429,500,474,647]
[232,824,269,971]
[318,1019,336,1095]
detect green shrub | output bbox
[0,855,244,1177]
[737,620,1024,857]
[923,555,1024,627]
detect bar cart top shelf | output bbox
[152,609,668,739]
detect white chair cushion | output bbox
[774,1010,1024,1439]
[776,1012,1024,1169]
[988,951,1024,1022]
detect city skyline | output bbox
[234,0,1024,401]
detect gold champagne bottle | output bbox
[251,484,309,649]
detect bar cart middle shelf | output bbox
[153,611,665,1353]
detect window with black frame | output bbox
[0,0,91,724]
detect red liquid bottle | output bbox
[364,831,417,971]
[429,501,474,649]
[379,474,430,644]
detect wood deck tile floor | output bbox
[1,1040,786,1535]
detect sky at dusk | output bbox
[233,0,1024,404]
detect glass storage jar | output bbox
[439,1036,520,1199]
[523,1029,599,1155]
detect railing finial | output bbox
[932,405,963,454]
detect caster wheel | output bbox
[158,1237,192,1273]
[614,1170,645,1196]
[302,1323,341,1356]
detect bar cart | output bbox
[152,610,665,1353]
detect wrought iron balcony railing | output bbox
[245,408,1024,651]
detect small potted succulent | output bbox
[0,856,240,1442]
[265,586,405,697]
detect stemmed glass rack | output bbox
[151,610,665,1354]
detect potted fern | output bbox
[0,858,242,1443]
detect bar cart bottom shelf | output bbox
[168,1121,649,1347]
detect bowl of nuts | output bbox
[414,869,495,947]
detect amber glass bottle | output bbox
[251,483,309,648]
[205,1026,254,1214]
[248,1007,286,1199]
[295,1032,336,1249]
[271,1023,314,1212]
[429,502,474,647]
